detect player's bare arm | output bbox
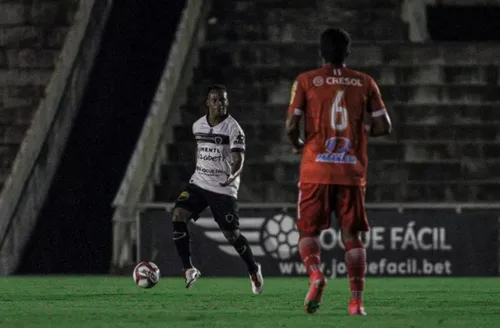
[285,113,304,153]
[220,151,244,186]
[367,76,392,137]
[286,79,306,153]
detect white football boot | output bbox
[184,267,201,288]
[249,263,264,295]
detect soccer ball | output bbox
[261,213,300,260]
[133,261,160,288]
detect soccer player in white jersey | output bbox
[171,84,264,294]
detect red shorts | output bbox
[297,183,369,236]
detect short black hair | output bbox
[320,28,351,65]
[206,84,227,96]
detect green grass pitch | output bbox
[0,276,498,327]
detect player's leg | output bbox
[172,184,208,288]
[222,228,263,295]
[297,183,331,313]
[335,186,369,315]
[208,193,263,294]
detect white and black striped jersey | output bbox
[189,115,245,198]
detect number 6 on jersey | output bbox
[331,90,348,132]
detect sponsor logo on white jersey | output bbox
[190,115,245,198]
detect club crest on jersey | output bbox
[214,136,223,145]
[316,137,357,164]
[312,76,324,86]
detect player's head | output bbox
[206,84,228,118]
[320,28,351,65]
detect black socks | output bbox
[172,221,193,270]
[232,234,258,272]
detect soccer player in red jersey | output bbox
[285,28,392,315]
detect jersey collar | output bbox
[206,114,229,127]
[323,63,347,68]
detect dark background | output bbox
[427,5,500,41]
[17,0,186,274]
[15,2,500,274]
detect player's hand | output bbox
[292,138,304,154]
[220,174,236,187]
[292,139,304,154]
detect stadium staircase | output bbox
[0,1,111,275]
[154,0,500,204]
[0,0,78,194]
[20,0,186,274]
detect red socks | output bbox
[299,235,367,301]
[344,240,366,300]
[298,236,322,277]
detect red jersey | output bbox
[287,64,387,186]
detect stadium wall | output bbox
[136,203,500,277]
[0,0,112,275]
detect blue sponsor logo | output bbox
[315,137,357,164]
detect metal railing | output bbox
[110,0,209,270]
[137,202,500,210]
[109,202,500,223]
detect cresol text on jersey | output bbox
[314,76,363,87]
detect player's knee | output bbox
[172,207,191,223]
[341,228,359,242]
[222,229,240,244]
[341,229,364,249]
